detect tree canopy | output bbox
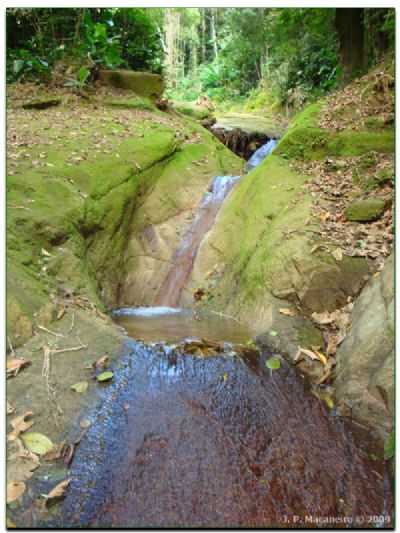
[7,7,395,108]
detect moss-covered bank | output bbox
[7,90,242,348]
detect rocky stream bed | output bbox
[6,67,394,528]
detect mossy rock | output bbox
[297,324,324,347]
[7,297,33,347]
[173,101,212,120]
[22,97,62,110]
[104,96,155,111]
[345,198,386,222]
[98,70,164,99]
[275,100,394,160]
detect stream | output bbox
[57,140,391,528]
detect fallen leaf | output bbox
[279,308,296,317]
[332,248,343,261]
[21,432,53,455]
[94,355,109,369]
[70,381,88,393]
[7,358,31,378]
[56,307,66,320]
[6,517,16,528]
[42,442,65,462]
[266,356,281,371]
[7,401,15,415]
[63,443,75,466]
[311,311,334,325]
[8,412,34,441]
[7,453,40,482]
[96,371,113,382]
[7,481,25,504]
[311,347,328,366]
[79,418,91,429]
[295,347,328,366]
[43,479,70,506]
[41,248,51,257]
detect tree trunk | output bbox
[335,8,365,84]
[201,9,206,63]
[210,8,218,60]
[164,9,181,88]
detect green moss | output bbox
[275,99,394,160]
[328,130,394,157]
[173,101,212,120]
[203,154,312,304]
[104,96,155,111]
[22,97,61,110]
[297,324,324,348]
[345,198,386,222]
[7,94,244,343]
[276,126,394,160]
[99,69,164,99]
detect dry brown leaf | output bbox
[7,401,15,415]
[8,412,34,441]
[7,481,26,504]
[44,479,70,505]
[7,452,40,482]
[294,347,327,365]
[94,355,109,369]
[56,306,66,320]
[7,358,31,378]
[279,308,296,317]
[311,311,334,325]
[42,442,65,462]
[311,346,328,366]
[332,248,343,261]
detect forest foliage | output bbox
[6,7,395,109]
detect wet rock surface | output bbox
[53,341,390,528]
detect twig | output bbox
[50,344,87,355]
[7,336,16,356]
[67,312,75,334]
[208,309,243,325]
[37,325,64,338]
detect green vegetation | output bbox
[7,8,394,112]
[7,8,164,82]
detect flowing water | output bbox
[56,140,391,527]
[246,138,277,171]
[155,175,240,307]
[59,341,391,528]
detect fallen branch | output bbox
[50,344,87,355]
[37,325,64,338]
[208,309,243,325]
[67,312,75,334]
[7,337,16,356]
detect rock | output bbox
[172,101,212,120]
[22,97,61,110]
[104,96,155,111]
[212,112,285,138]
[98,70,164,99]
[344,198,386,222]
[334,254,394,441]
[6,298,33,348]
[255,306,326,383]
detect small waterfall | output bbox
[155,139,277,307]
[246,138,277,172]
[155,175,240,307]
